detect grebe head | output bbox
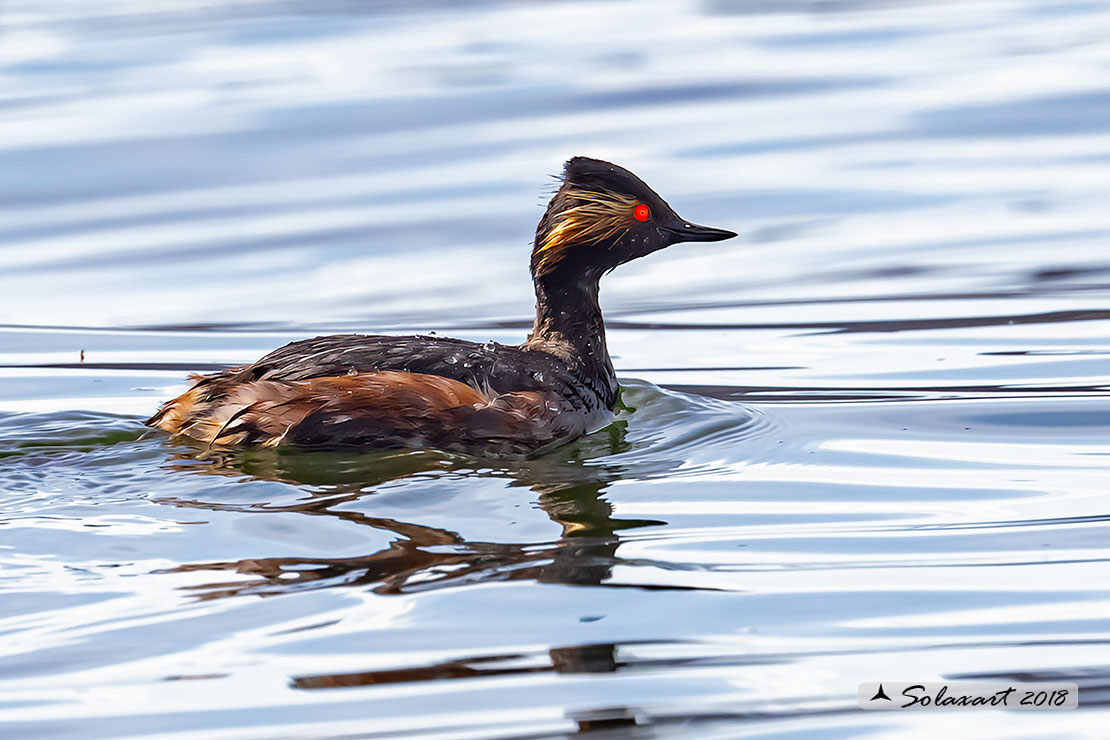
[531,156,737,280]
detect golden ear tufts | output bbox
[533,187,639,276]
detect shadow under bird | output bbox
[148,157,737,454]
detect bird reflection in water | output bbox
[156,422,710,736]
[158,421,678,598]
[293,641,653,735]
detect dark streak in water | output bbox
[0,362,236,372]
[669,382,1110,403]
[605,309,1110,334]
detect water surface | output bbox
[2,1,1110,738]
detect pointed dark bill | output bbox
[665,221,738,243]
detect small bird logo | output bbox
[870,684,893,701]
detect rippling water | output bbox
[2,1,1110,737]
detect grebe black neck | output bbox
[523,156,737,404]
[526,264,614,405]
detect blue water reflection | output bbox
[2,1,1110,739]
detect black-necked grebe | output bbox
[148,157,737,453]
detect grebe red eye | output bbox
[633,204,650,222]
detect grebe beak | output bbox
[665,220,738,243]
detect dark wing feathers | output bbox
[148,334,604,453]
[240,334,592,400]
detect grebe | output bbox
[148,157,736,454]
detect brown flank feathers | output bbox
[148,370,569,453]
